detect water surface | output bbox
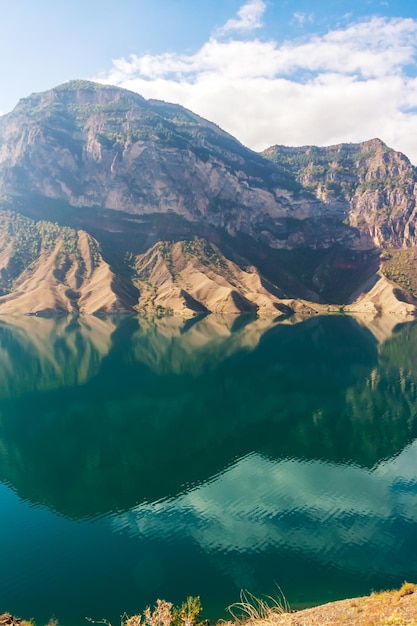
[0,313,416,625]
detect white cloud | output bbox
[97,11,417,163]
[292,12,314,26]
[111,442,417,585]
[217,0,266,35]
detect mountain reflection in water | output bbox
[0,313,416,625]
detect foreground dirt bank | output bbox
[246,583,417,626]
[2,584,417,626]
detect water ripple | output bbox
[102,443,417,580]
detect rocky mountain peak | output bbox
[0,80,417,316]
[11,80,146,116]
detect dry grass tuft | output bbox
[124,616,142,626]
[123,600,173,626]
[226,588,290,625]
[397,582,417,598]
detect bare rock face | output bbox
[263,138,417,248]
[0,80,358,251]
[0,80,417,316]
[0,82,284,232]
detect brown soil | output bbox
[237,584,417,626]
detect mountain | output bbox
[262,140,417,249]
[0,79,416,316]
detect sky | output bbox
[2,0,417,162]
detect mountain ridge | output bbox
[0,80,416,316]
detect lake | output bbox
[0,313,416,625]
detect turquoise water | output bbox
[0,313,416,625]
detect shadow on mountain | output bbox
[0,314,416,519]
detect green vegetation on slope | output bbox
[0,209,100,289]
[263,141,417,206]
[262,144,380,200]
[380,248,417,299]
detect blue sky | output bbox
[2,0,417,161]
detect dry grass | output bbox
[267,582,417,626]
[86,600,174,626]
[226,588,290,625]
[2,583,417,626]
[0,615,35,626]
[116,601,175,626]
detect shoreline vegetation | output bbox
[2,583,417,626]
